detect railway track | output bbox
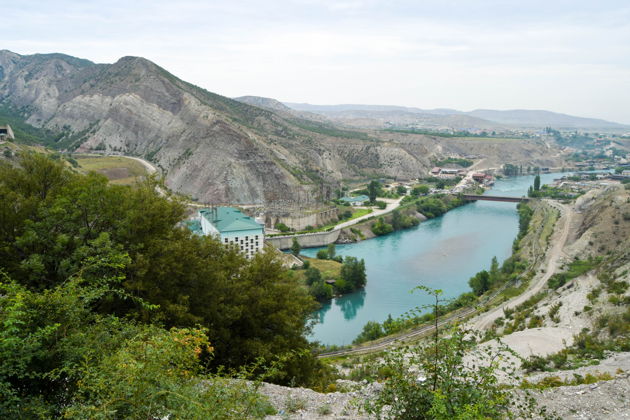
[317,306,477,358]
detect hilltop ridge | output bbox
[285,101,628,131]
[1,50,568,205]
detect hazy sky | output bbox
[3,0,630,123]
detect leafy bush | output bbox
[305,267,322,285]
[353,321,385,344]
[0,274,273,418]
[363,287,543,419]
[276,222,290,232]
[309,280,333,301]
[548,257,601,289]
[411,184,430,197]
[371,217,393,235]
[363,327,528,419]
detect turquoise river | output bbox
[301,172,562,345]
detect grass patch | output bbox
[522,331,630,373]
[548,257,602,289]
[346,208,372,221]
[284,394,307,413]
[521,371,615,390]
[76,155,149,185]
[294,257,342,283]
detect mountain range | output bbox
[284,103,628,131]
[0,50,571,205]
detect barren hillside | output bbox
[0,50,567,206]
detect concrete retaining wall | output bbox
[270,207,339,231]
[265,229,341,250]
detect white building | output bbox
[198,207,264,259]
[0,125,15,140]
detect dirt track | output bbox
[470,200,573,331]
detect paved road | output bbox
[334,197,403,231]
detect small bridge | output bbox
[461,194,528,203]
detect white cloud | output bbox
[1,0,629,123]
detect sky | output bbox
[2,0,630,124]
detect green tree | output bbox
[353,321,385,344]
[371,217,393,236]
[367,180,380,203]
[396,185,407,195]
[502,163,518,176]
[316,249,328,259]
[340,256,366,289]
[469,270,490,295]
[411,185,430,197]
[391,209,402,231]
[416,197,447,218]
[489,256,500,286]
[534,174,541,191]
[327,243,336,260]
[291,237,301,257]
[305,267,322,286]
[309,280,333,301]
[275,222,290,232]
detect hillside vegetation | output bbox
[0,153,335,417]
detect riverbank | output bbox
[305,172,565,346]
[319,178,627,362]
[318,198,557,355]
[265,197,404,250]
[270,193,471,250]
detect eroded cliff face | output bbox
[0,53,320,204]
[0,51,566,205]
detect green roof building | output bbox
[198,207,264,259]
[340,194,369,206]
